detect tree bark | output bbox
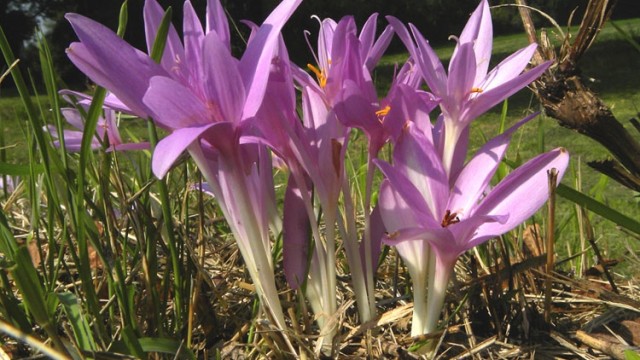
[516,0,640,192]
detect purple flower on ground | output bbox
[387,0,552,178]
[47,92,148,152]
[376,117,569,336]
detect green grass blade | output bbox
[556,183,640,235]
[0,201,18,260]
[117,0,129,37]
[610,21,640,54]
[0,26,56,187]
[58,292,97,352]
[9,247,68,354]
[150,7,173,62]
[0,162,44,176]
[138,337,196,360]
[147,6,185,332]
[625,350,640,360]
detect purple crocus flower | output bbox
[375,118,569,336]
[141,0,301,340]
[387,0,552,179]
[294,14,393,106]
[47,93,149,152]
[65,0,302,341]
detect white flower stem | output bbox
[362,153,377,319]
[338,174,372,322]
[424,252,455,335]
[189,145,292,348]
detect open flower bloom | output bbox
[47,94,149,152]
[294,14,393,105]
[253,35,351,343]
[65,0,301,339]
[387,0,552,178]
[376,117,569,336]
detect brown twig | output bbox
[582,213,619,293]
[576,330,628,360]
[545,169,558,324]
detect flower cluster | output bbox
[61,0,569,352]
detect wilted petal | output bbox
[282,175,312,289]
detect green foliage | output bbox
[1,3,639,357]
[625,350,640,360]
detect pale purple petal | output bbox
[386,16,418,62]
[143,0,185,74]
[66,14,168,118]
[448,113,537,214]
[375,159,438,226]
[318,18,338,71]
[333,82,382,145]
[239,0,302,118]
[60,108,86,130]
[108,142,150,152]
[378,181,433,275]
[206,0,230,49]
[445,214,506,255]
[359,205,385,277]
[202,32,245,123]
[183,1,205,87]
[385,85,435,142]
[446,42,476,107]
[365,25,394,71]
[409,23,448,97]
[447,123,470,182]
[480,43,539,92]
[458,0,492,83]
[143,76,210,130]
[152,124,216,178]
[464,61,551,122]
[471,148,570,242]
[359,13,378,60]
[393,124,448,219]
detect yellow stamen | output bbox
[471,87,484,93]
[307,63,327,88]
[441,210,460,228]
[375,105,391,117]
